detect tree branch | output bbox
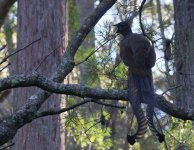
[34,100,91,119]
[93,100,126,109]
[139,0,154,44]
[0,38,41,65]
[0,73,126,100]
[0,73,194,121]
[34,98,125,119]
[0,0,117,146]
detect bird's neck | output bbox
[121,28,132,37]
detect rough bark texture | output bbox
[11,1,68,149]
[174,0,194,111]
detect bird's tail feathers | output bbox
[132,73,165,143]
[132,73,155,106]
[127,103,147,145]
[146,107,165,143]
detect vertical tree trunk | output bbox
[11,1,68,149]
[174,0,194,110]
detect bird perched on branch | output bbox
[113,21,165,145]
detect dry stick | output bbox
[34,99,91,119]
[0,142,14,150]
[0,45,6,51]
[0,38,41,65]
[34,45,61,71]
[94,100,126,109]
[154,37,168,43]
[139,0,154,44]
[164,129,180,143]
[154,33,174,47]
[76,115,92,143]
[43,100,115,142]
[34,35,65,71]
[76,34,118,66]
[179,72,194,76]
[34,99,124,119]
[74,120,101,142]
[161,85,182,96]
[83,118,101,126]
[84,120,101,134]
[0,62,10,72]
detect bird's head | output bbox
[113,21,132,35]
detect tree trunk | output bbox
[11,1,68,149]
[174,0,194,110]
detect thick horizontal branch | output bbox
[0,73,194,121]
[155,95,194,120]
[0,74,126,100]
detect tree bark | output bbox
[174,0,194,111]
[11,1,68,149]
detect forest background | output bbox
[0,0,193,150]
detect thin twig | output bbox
[0,62,11,72]
[164,129,180,143]
[161,85,182,96]
[83,118,101,126]
[0,142,14,150]
[0,45,6,51]
[154,37,167,43]
[179,72,194,76]
[35,99,125,119]
[34,45,61,71]
[76,34,118,66]
[0,38,41,65]
[94,101,126,109]
[139,0,154,44]
[76,114,92,143]
[34,100,91,119]
[84,120,101,134]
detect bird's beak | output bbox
[112,24,119,33]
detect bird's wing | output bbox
[119,39,134,67]
[146,46,156,69]
[128,34,152,68]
